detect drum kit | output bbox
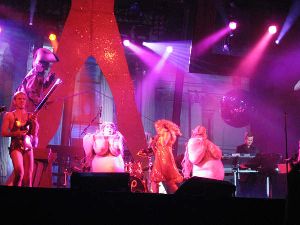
[61,148,154,192]
[125,147,154,193]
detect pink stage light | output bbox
[229,21,237,30]
[123,39,130,47]
[268,25,277,34]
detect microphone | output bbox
[0,106,6,113]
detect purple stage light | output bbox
[166,46,173,53]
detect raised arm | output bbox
[115,131,125,157]
[187,138,206,165]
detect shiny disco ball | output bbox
[220,89,255,128]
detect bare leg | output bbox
[10,150,24,186]
[22,150,34,187]
[5,172,15,186]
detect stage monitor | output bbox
[70,172,131,193]
[176,176,236,198]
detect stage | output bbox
[0,185,287,225]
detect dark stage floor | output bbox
[0,185,288,225]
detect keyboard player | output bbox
[236,132,259,157]
[235,132,265,198]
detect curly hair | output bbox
[154,119,182,136]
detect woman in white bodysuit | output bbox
[83,122,125,172]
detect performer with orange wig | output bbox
[150,119,183,194]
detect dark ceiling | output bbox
[0,0,299,75]
[1,0,296,42]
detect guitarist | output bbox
[15,47,59,112]
[1,91,38,187]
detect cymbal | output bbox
[137,148,153,157]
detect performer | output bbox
[16,47,59,112]
[1,91,38,186]
[236,131,264,198]
[236,131,259,156]
[5,48,58,186]
[83,121,125,172]
[181,125,224,181]
[149,119,183,194]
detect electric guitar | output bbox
[34,78,62,114]
[21,78,63,130]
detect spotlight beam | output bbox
[29,0,37,25]
[276,0,300,43]
[231,31,274,77]
[193,27,231,56]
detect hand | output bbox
[29,113,37,121]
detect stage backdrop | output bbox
[36,0,148,165]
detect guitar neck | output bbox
[34,78,62,114]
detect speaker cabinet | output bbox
[176,176,236,198]
[70,172,130,193]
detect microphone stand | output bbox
[284,111,290,200]
[284,112,289,173]
[80,106,102,136]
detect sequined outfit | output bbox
[150,135,183,184]
[9,113,34,154]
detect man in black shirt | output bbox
[236,132,259,155]
[236,132,265,198]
